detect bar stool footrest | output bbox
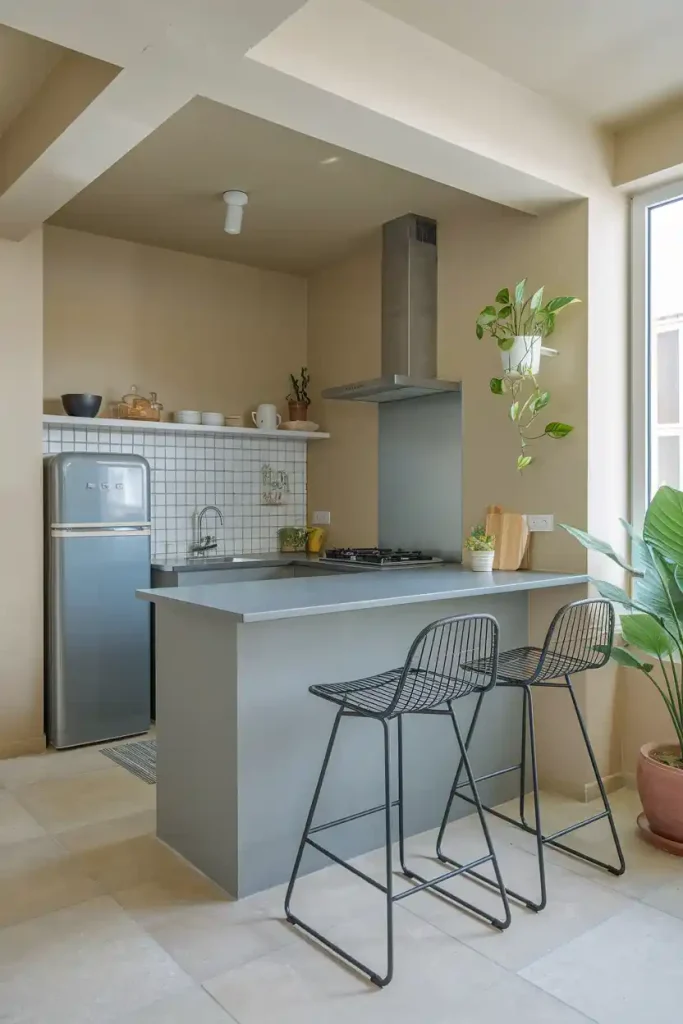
[437,851,541,912]
[394,852,493,901]
[308,800,400,835]
[451,791,624,877]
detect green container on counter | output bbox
[278,526,309,553]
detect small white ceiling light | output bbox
[320,155,340,165]
[222,190,248,235]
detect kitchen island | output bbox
[139,566,587,897]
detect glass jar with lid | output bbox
[117,385,162,421]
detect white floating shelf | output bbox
[43,414,329,441]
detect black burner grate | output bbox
[324,547,436,565]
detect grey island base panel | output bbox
[150,573,588,899]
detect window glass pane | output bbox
[656,329,679,423]
[648,198,683,500]
[657,435,680,490]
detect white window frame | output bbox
[631,179,683,528]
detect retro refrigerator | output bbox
[45,452,151,748]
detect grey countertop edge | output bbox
[138,570,589,624]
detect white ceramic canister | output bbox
[252,404,282,430]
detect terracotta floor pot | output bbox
[637,742,683,843]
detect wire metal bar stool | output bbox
[285,613,511,987]
[436,599,626,913]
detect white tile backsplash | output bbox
[43,425,307,559]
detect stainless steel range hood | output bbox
[323,214,460,403]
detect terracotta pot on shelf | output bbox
[288,401,309,422]
[637,742,683,850]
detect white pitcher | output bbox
[252,404,282,430]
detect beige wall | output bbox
[0,229,44,756]
[43,226,307,420]
[307,196,630,796]
[307,234,380,547]
[438,200,589,572]
[613,101,683,188]
[308,203,591,566]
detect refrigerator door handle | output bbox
[51,528,151,538]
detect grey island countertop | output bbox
[138,565,588,623]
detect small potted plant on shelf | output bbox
[464,525,496,571]
[287,367,311,422]
[562,484,683,854]
[475,280,578,472]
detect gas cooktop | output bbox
[320,547,444,569]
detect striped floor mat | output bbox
[101,738,156,784]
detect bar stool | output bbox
[436,598,626,913]
[285,613,511,987]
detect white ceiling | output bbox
[49,97,501,274]
[0,23,64,136]
[368,0,683,125]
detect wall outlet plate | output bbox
[312,510,331,525]
[526,514,554,532]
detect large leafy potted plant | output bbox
[476,280,578,472]
[561,485,683,849]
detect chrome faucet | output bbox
[192,505,224,554]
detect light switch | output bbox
[312,511,331,525]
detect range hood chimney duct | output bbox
[322,213,460,403]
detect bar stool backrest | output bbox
[535,598,615,682]
[388,613,499,715]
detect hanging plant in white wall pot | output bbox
[475,279,580,471]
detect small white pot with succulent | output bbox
[465,525,496,571]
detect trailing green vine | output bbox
[490,370,572,471]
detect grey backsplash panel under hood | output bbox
[378,391,462,561]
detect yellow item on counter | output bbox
[307,527,326,553]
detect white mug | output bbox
[252,404,282,431]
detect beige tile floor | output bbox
[0,744,682,1023]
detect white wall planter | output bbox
[468,550,495,572]
[500,335,542,376]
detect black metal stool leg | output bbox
[519,686,530,827]
[397,715,408,876]
[435,690,486,857]
[285,708,344,920]
[285,711,395,988]
[436,685,545,913]
[381,718,394,987]
[555,675,626,876]
[397,705,510,929]
[427,703,511,929]
[525,684,548,911]
[451,703,511,927]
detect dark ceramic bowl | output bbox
[61,393,103,418]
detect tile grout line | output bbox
[202,985,242,1023]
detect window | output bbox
[632,182,683,525]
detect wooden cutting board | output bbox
[485,506,530,570]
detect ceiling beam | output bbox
[244,0,613,201]
[0,0,309,239]
[613,100,683,190]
